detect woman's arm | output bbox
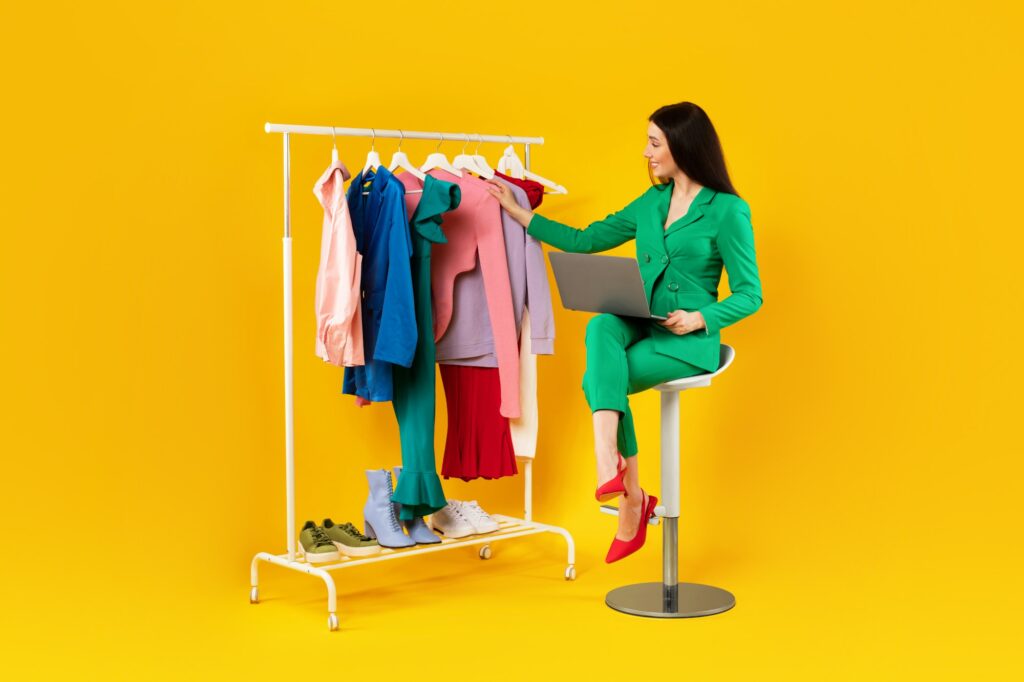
[485,180,639,253]
[697,202,763,334]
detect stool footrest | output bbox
[598,504,662,525]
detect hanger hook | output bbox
[370,128,376,151]
[398,129,404,150]
[462,135,471,154]
[331,126,338,149]
[473,133,483,154]
[436,133,445,152]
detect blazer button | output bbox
[643,253,651,263]
[661,255,669,265]
[668,281,679,292]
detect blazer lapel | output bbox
[664,185,716,236]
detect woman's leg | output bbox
[583,314,645,494]
[612,336,707,541]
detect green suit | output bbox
[526,180,763,457]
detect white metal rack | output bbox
[250,122,576,631]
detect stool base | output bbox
[605,582,735,618]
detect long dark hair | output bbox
[648,102,739,197]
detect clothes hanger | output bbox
[387,129,426,182]
[496,137,525,178]
[453,135,494,178]
[322,127,351,186]
[419,133,462,177]
[361,128,382,175]
[470,133,496,178]
[497,136,568,195]
[362,129,425,195]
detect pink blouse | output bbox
[313,160,364,367]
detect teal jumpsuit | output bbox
[390,175,461,519]
[525,182,763,458]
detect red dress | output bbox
[439,364,517,481]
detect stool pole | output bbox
[660,390,681,610]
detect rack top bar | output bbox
[264,122,543,145]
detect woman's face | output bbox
[644,122,678,179]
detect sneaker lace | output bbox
[443,502,466,522]
[309,525,332,547]
[461,501,491,524]
[342,522,372,542]
[452,499,483,520]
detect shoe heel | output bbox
[595,470,627,502]
[363,519,377,540]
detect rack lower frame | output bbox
[249,514,576,631]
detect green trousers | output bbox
[390,246,448,520]
[583,314,706,458]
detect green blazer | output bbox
[526,180,763,373]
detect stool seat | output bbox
[605,344,737,619]
[653,345,735,392]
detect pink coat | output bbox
[428,169,520,419]
[313,160,364,366]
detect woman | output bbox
[485,101,763,562]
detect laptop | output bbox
[548,252,666,320]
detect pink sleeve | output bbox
[474,193,521,419]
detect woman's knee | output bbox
[585,313,629,345]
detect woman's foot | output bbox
[605,489,658,563]
[595,448,627,502]
[615,491,644,541]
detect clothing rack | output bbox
[250,121,576,631]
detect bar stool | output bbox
[601,344,737,618]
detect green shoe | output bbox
[299,521,340,563]
[322,518,382,557]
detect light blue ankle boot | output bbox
[393,466,442,545]
[363,469,415,548]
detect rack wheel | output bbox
[327,613,339,631]
[249,587,259,603]
[479,545,492,560]
[565,566,576,581]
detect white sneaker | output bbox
[428,502,476,539]
[458,500,500,534]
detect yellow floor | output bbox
[6,520,1019,680]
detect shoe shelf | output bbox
[250,468,576,632]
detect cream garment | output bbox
[510,308,539,458]
[313,159,364,366]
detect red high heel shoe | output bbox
[605,490,659,564]
[595,452,629,502]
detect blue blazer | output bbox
[343,165,417,402]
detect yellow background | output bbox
[2,0,1022,678]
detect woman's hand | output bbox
[658,309,706,335]
[484,179,534,227]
